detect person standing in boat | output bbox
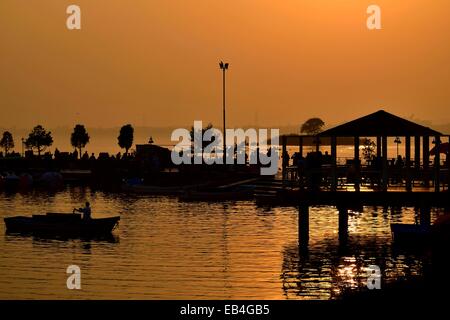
[74,201,92,220]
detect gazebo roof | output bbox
[318,110,442,137]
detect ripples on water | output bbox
[0,187,438,299]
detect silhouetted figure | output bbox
[282,150,290,168]
[323,151,332,165]
[347,161,359,184]
[395,155,404,168]
[82,151,89,160]
[74,201,91,220]
[389,158,396,167]
[305,151,323,191]
[372,156,382,170]
[54,148,60,160]
[292,153,305,184]
[89,153,96,161]
[394,156,404,184]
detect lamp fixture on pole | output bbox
[219,61,229,158]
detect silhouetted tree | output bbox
[0,131,14,155]
[25,125,53,156]
[300,118,325,135]
[118,124,134,155]
[189,123,217,159]
[362,138,376,161]
[190,123,215,148]
[71,124,90,159]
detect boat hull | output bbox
[4,213,120,236]
[390,223,431,243]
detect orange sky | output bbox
[1,0,449,129]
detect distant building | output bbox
[135,144,172,169]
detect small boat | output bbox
[4,212,120,236]
[4,172,20,189]
[390,223,431,243]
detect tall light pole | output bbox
[394,136,401,158]
[219,61,229,158]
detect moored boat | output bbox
[4,212,120,236]
[390,223,431,243]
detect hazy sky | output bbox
[1,0,449,129]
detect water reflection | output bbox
[0,187,438,299]
[280,204,438,299]
[281,238,428,299]
[5,232,119,244]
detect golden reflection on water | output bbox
[0,187,438,299]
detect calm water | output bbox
[0,187,438,299]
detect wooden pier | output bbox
[276,111,450,249]
[295,190,448,249]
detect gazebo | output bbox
[284,110,449,192]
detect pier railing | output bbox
[284,162,449,192]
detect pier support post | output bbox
[434,135,441,192]
[420,204,431,227]
[382,136,388,191]
[423,136,430,187]
[338,206,349,244]
[299,203,309,250]
[331,136,337,192]
[405,136,412,192]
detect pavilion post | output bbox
[423,136,430,187]
[447,136,450,191]
[377,136,382,158]
[434,135,441,192]
[298,136,304,188]
[414,136,421,171]
[354,136,360,192]
[299,136,303,157]
[331,136,337,191]
[405,136,411,191]
[382,136,388,191]
[282,135,287,180]
[420,203,431,227]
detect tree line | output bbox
[0,124,136,158]
[1,117,329,157]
